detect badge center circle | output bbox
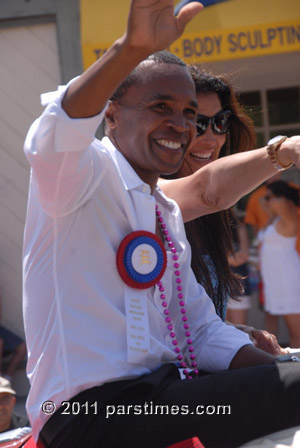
[131,243,158,275]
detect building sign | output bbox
[169,19,300,63]
[80,0,300,69]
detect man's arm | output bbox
[62,0,203,119]
[229,344,274,369]
[159,140,300,222]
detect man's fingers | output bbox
[176,2,204,32]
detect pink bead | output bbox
[160,294,165,300]
[168,242,174,248]
[177,354,183,361]
[165,317,171,323]
[175,270,180,276]
[179,300,185,307]
[180,362,187,368]
[162,301,167,308]
[172,340,178,346]
[192,362,197,367]
[188,346,194,352]
[184,323,189,329]
[185,331,191,337]
[176,278,181,284]
[164,309,169,315]
[170,332,176,338]
[171,248,176,253]
[163,229,168,235]
[187,338,192,345]
[174,347,180,353]
[190,354,196,360]
[159,286,165,292]
[178,293,184,299]
[155,204,158,210]
[182,316,187,322]
[156,210,161,216]
[167,324,173,331]
[174,263,179,268]
[177,285,182,291]
[193,369,199,375]
[157,281,162,287]
[180,308,186,314]
[183,369,189,376]
[166,236,171,241]
[172,255,178,260]
[161,223,166,229]
[158,217,163,222]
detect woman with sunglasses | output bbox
[259,180,300,348]
[159,68,284,354]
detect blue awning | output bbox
[175,0,230,15]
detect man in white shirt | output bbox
[23,1,300,447]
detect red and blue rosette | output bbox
[117,231,167,289]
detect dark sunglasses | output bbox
[196,110,232,136]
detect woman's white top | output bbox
[259,220,300,315]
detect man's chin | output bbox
[159,161,184,177]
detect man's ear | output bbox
[105,100,118,130]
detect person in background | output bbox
[245,176,300,335]
[0,377,29,433]
[226,217,252,326]
[244,174,282,238]
[259,180,300,348]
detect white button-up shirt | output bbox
[23,81,251,440]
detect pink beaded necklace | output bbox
[155,205,199,380]
[117,205,199,380]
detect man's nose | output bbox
[167,112,190,132]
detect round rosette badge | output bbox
[117,231,167,289]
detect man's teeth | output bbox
[157,140,181,150]
[191,152,212,160]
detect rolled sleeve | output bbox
[26,77,107,158]
[24,78,108,216]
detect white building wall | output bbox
[0,23,61,338]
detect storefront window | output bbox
[267,87,300,126]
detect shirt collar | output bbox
[101,136,151,194]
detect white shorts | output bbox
[227,295,252,310]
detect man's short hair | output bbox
[110,51,186,101]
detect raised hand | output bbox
[62,0,203,118]
[125,0,203,54]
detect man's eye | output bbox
[154,103,168,110]
[185,109,197,119]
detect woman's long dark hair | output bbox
[181,68,256,318]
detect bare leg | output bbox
[264,312,279,336]
[283,314,300,348]
[226,309,248,326]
